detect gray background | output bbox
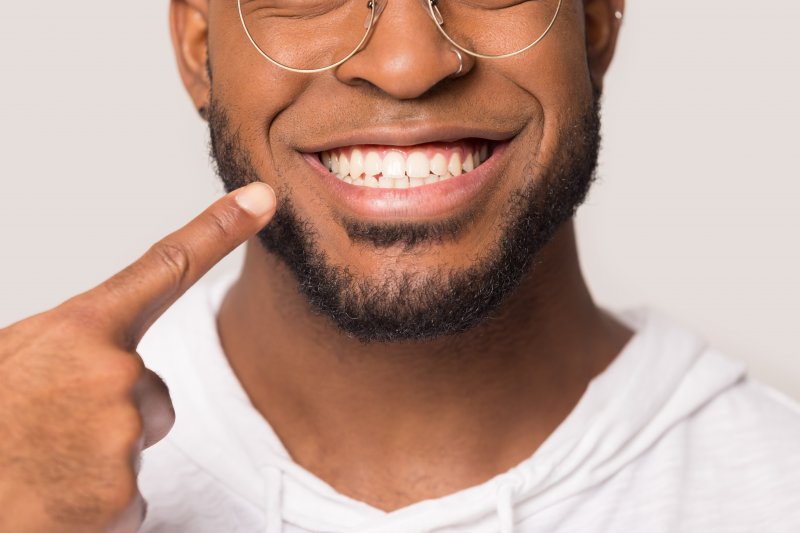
[1,1,798,399]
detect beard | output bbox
[208,88,602,343]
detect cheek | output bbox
[501,19,593,166]
[208,2,309,183]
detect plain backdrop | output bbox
[1,1,798,399]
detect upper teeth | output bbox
[319,142,491,189]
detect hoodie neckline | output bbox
[165,274,746,532]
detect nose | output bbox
[335,0,473,100]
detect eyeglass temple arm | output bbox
[364,0,443,29]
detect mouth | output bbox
[317,139,495,189]
[300,130,514,220]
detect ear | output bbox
[170,0,211,119]
[583,0,624,91]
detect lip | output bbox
[302,140,510,220]
[299,124,520,154]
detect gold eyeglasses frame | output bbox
[237,0,563,74]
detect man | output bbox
[1,0,798,531]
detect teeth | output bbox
[321,151,332,169]
[339,153,350,178]
[350,148,364,179]
[320,142,493,189]
[406,151,430,179]
[331,153,340,175]
[391,177,410,189]
[449,153,463,176]
[479,144,488,163]
[463,153,474,173]
[430,153,448,176]
[364,151,382,177]
[382,151,406,179]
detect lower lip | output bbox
[301,142,509,220]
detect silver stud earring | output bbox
[614,10,624,20]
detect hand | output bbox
[0,183,276,533]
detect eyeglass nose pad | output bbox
[364,0,444,29]
[427,0,444,25]
[364,0,387,29]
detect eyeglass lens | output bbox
[239,0,560,72]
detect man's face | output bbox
[199,0,609,342]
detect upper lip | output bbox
[299,123,522,154]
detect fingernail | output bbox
[235,182,275,217]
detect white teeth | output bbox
[321,142,493,188]
[463,153,474,173]
[350,149,364,179]
[339,153,350,178]
[449,153,463,176]
[406,151,430,179]
[430,153,448,176]
[331,153,340,174]
[392,177,410,189]
[364,151,382,177]
[382,151,406,179]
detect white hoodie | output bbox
[138,275,800,532]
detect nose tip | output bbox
[345,49,459,100]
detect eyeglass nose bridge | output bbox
[237,0,563,73]
[365,0,444,29]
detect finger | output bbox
[95,182,276,347]
[133,367,176,449]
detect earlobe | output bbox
[169,0,211,118]
[584,0,624,91]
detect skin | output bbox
[0,183,276,531]
[173,0,630,512]
[0,0,629,530]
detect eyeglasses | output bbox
[237,0,563,74]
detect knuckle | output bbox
[120,405,145,442]
[104,471,140,516]
[204,205,241,241]
[107,403,145,452]
[107,354,146,389]
[148,240,192,288]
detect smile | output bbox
[317,139,494,189]
[302,135,510,220]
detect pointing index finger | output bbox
[96,182,276,348]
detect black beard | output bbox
[208,88,602,343]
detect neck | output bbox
[217,221,632,511]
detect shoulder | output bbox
[696,372,800,438]
[667,373,800,529]
[689,375,800,464]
